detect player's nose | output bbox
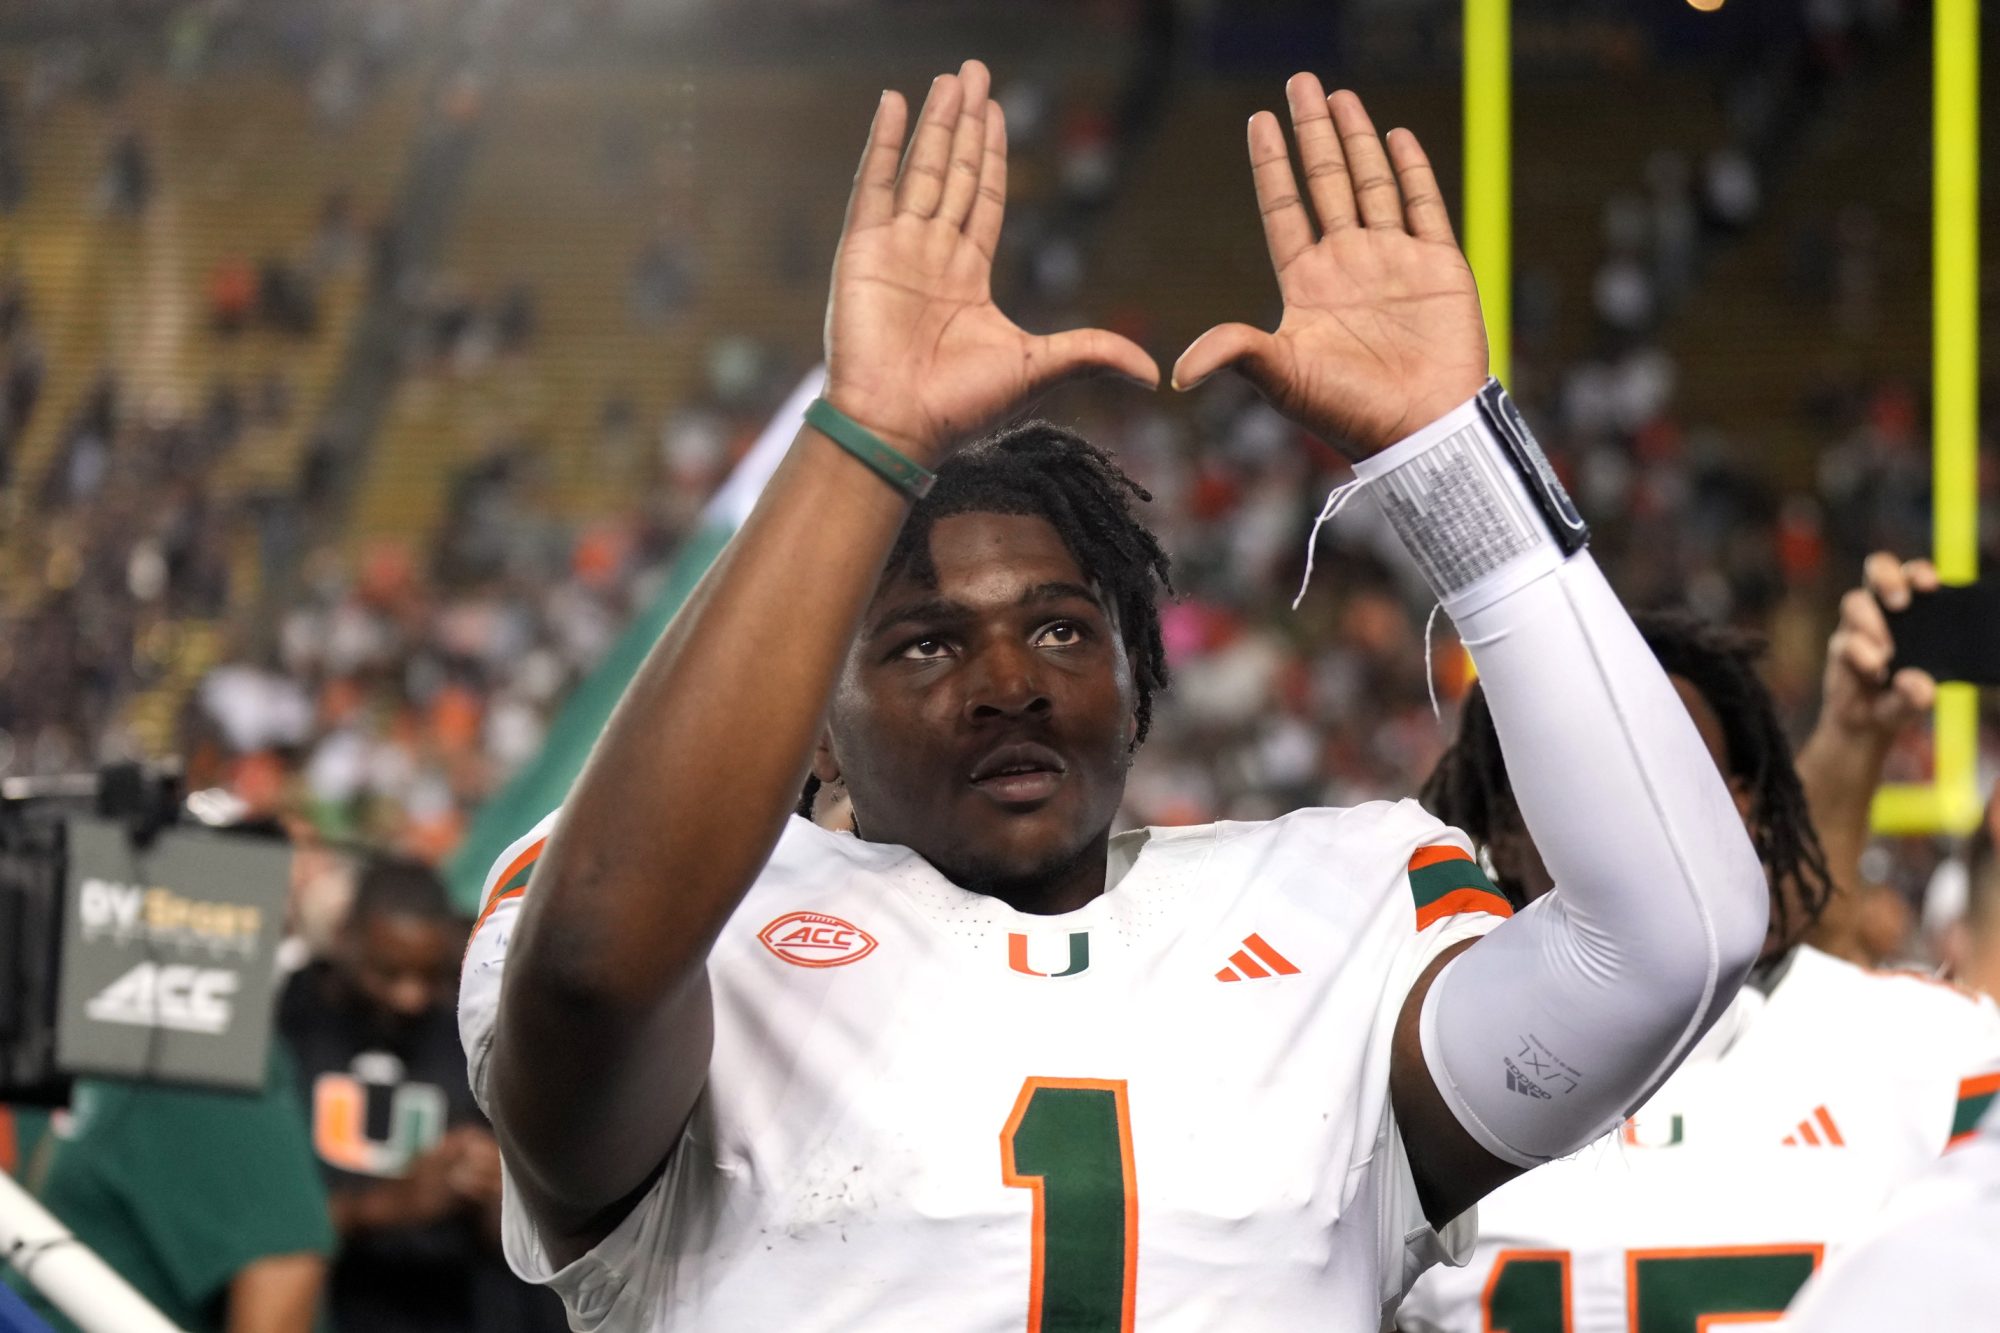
[962,640,1052,725]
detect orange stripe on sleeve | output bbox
[481,836,548,915]
[465,833,548,958]
[1408,844,1474,872]
[470,886,528,945]
[1413,886,1515,932]
[1959,1072,2000,1100]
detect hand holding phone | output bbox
[1817,554,1941,742]
[1885,580,2000,687]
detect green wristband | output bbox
[805,398,937,501]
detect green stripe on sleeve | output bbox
[1952,1091,1995,1140]
[1408,858,1501,909]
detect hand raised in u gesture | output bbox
[824,60,1158,463]
[1174,75,1489,458]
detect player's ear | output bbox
[811,731,841,785]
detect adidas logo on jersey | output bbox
[1214,933,1300,983]
[1781,1105,1845,1147]
[1503,1058,1553,1100]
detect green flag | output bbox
[446,372,822,910]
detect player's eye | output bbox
[1035,621,1086,648]
[899,637,952,661]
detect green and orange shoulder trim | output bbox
[1407,844,1514,931]
[1948,1071,2000,1150]
[470,826,551,944]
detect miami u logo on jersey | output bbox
[1619,1113,1685,1147]
[312,1057,448,1178]
[1009,931,1090,978]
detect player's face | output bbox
[345,911,457,1033]
[823,512,1138,910]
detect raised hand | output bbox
[1174,75,1488,458]
[824,60,1158,462]
[1819,552,1939,740]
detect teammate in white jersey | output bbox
[459,61,1768,1330]
[1786,796,2000,1333]
[1400,565,2000,1333]
[1785,1100,2000,1333]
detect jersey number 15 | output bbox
[1484,1243,1822,1333]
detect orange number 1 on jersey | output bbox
[1000,1078,1139,1333]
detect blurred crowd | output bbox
[1,0,1990,949]
[0,2,1995,1331]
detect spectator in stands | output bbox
[257,257,319,338]
[495,282,536,355]
[1701,145,1761,233]
[40,373,116,510]
[97,126,151,218]
[6,1045,332,1333]
[209,257,257,336]
[0,84,23,215]
[311,189,363,278]
[278,858,565,1333]
[0,271,41,487]
[628,230,697,328]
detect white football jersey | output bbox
[1397,944,2000,1333]
[459,801,1513,1332]
[1783,1103,2000,1332]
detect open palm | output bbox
[825,62,1156,461]
[1175,77,1489,458]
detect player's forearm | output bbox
[1360,390,1766,1166]
[1438,552,1769,1119]
[1795,721,1888,901]
[508,424,911,1013]
[491,424,911,1224]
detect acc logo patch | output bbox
[759,911,878,968]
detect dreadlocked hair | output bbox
[796,419,1175,820]
[1419,608,1833,942]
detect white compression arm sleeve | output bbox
[1354,387,1768,1167]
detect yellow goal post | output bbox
[1460,0,1983,836]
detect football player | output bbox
[1786,789,2000,1333]
[1784,1095,2000,1332]
[460,62,1766,1330]
[1400,559,2000,1333]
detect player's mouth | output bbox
[967,742,1068,806]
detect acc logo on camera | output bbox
[759,911,877,968]
[57,818,291,1091]
[84,961,239,1034]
